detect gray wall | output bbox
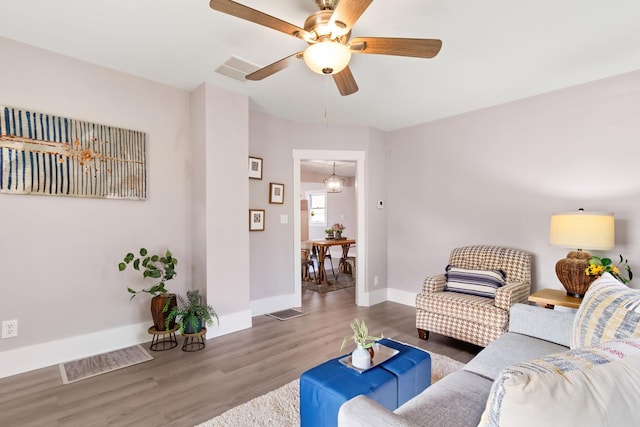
[386,69,640,297]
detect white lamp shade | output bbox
[303,41,352,75]
[549,212,615,250]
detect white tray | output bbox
[339,343,399,374]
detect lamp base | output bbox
[555,250,598,298]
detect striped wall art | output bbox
[0,105,146,200]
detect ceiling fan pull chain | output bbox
[324,77,330,127]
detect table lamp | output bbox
[549,209,614,297]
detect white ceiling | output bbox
[1,0,640,131]
[301,159,355,176]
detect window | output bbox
[308,191,327,226]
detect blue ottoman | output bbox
[299,339,431,427]
[300,357,397,427]
[377,338,431,406]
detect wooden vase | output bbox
[150,293,176,331]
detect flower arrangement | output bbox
[585,254,633,284]
[332,223,345,232]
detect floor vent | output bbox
[214,55,260,82]
[266,309,307,321]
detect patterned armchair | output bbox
[416,245,532,347]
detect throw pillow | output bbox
[478,337,640,427]
[571,272,640,349]
[444,266,506,298]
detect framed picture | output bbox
[248,156,263,180]
[249,209,265,231]
[269,183,285,204]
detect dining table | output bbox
[305,238,356,284]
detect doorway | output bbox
[293,150,366,307]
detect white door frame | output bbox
[293,149,366,306]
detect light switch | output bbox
[280,214,288,224]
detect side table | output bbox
[148,325,178,351]
[528,288,582,309]
[182,327,207,352]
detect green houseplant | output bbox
[340,318,383,369]
[340,318,384,351]
[164,289,218,334]
[118,248,179,331]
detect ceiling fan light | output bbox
[303,41,351,75]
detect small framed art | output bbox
[248,156,263,180]
[249,209,265,231]
[269,183,284,204]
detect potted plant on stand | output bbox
[118,248,178,331]
[340,318,383,370]
[164,289,218,334]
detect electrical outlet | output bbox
[2,319,18,338]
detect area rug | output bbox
[266,308,308,321]
[303,276,355,293]
[195,351,464,427]
[59,344,153,384]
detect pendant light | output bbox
[323,162,344,193]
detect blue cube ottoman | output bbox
[377,338,432,406]
[299,338,431,427]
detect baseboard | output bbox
[358,288,387,306]
[0,310,252,379]
[386,287,417,307]
[250,293,299,316]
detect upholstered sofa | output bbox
[339,273,640,426]
[416,246,532,347]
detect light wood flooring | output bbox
[0,286,480,427]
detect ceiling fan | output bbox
[209,0,442,96]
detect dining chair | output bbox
[311,245,337,280]
[301,249,316,282]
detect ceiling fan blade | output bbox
[246,52,303,81]
[210,0,312,41]
[333,66,359,96]
[350,37,442,58]
[329,0,372,34]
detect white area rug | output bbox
[59,345,153,384]
[195,351,464,427]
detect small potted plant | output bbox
[164,289,218,334]
[325,228,335,239]
[118,248,178,331]
[340,318,383,369]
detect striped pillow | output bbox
[479,337,640,427]
[571,272,640,349]
[444,266,506,298]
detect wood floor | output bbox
[0,287,481,427]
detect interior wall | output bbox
[248,112,387,311]
[192,83,252,335]
[0,38,192,377]
[386,69,640,297]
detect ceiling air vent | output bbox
[214,56,260,82]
